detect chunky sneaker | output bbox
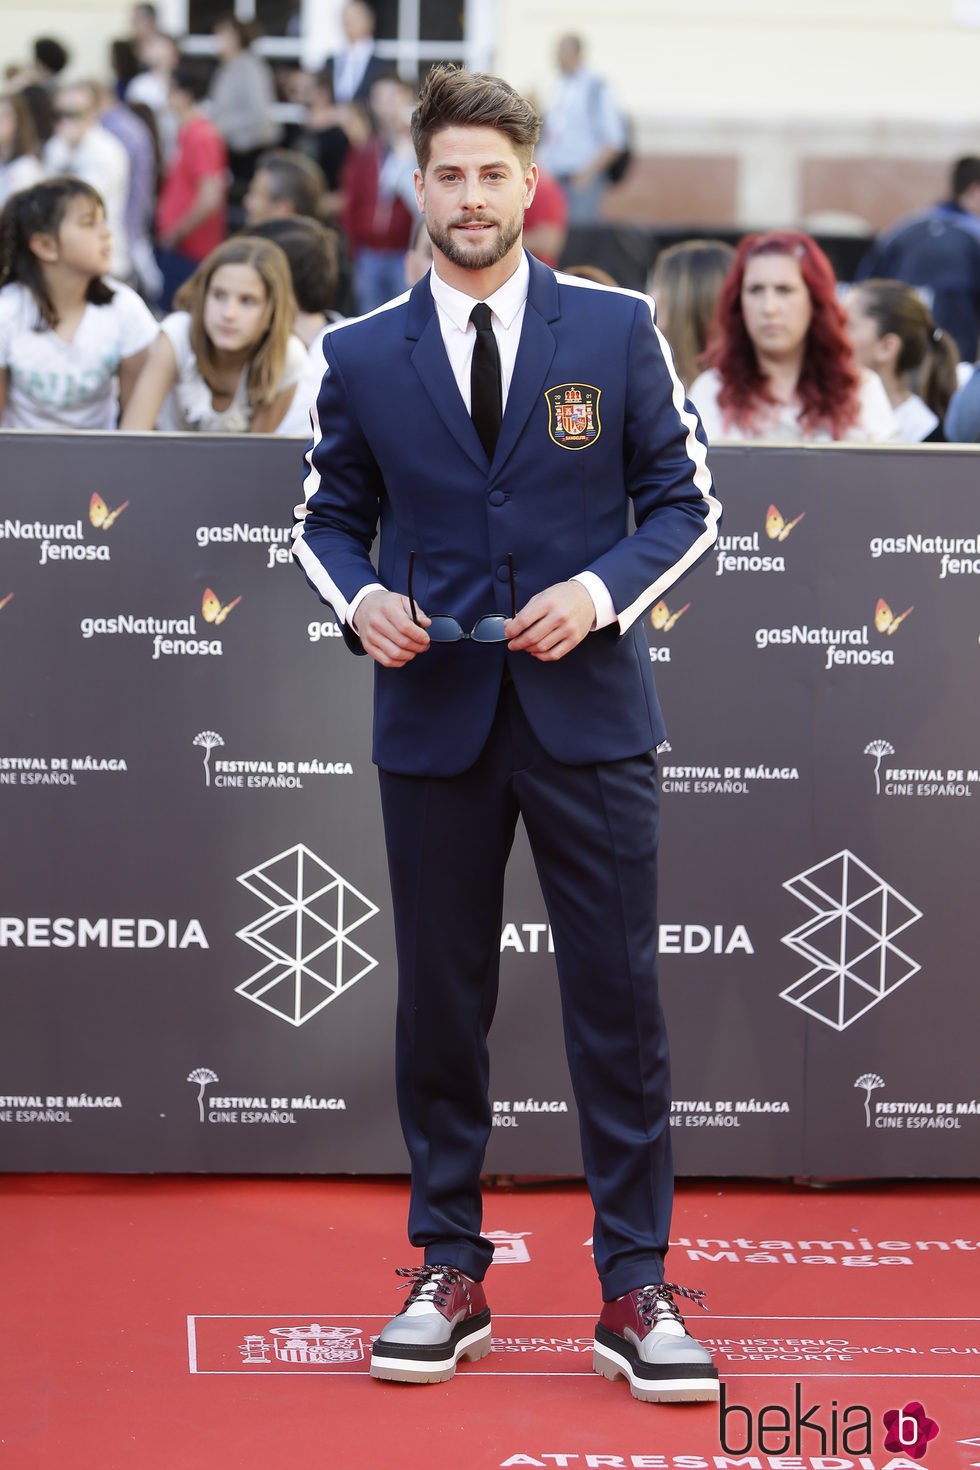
[593,1282,719,1403]
[370,1265,492,1384]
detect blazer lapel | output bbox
[491,256,559,473]
[404,256,561,475]
[407,280,487,472]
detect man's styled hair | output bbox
[410,64,540,175]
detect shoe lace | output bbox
[395,1265,470,1310]
[635,1282,709,1328]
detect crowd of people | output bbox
[1,5,979,442]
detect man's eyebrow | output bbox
[432,159,514,171]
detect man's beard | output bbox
[426,210,524,272]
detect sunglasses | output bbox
[407,550,516,643]
[54,108,88,121]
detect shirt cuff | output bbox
[347,582,387,633]
[572,571,617,631]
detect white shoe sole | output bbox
[592,1334,720,1404]
[370,1316,492,1384]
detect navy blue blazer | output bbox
[293,252,721,777]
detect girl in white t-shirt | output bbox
[120,236,306,432]
[0,176,159,430]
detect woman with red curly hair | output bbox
[689,231,897,441]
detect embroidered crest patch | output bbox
[545,383,601,450]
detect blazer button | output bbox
[488,490,506,506]
[495,564,511,582]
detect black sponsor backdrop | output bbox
[1,435,977,1177]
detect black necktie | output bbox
[469,302,502,460]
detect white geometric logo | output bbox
[236,843,378,1026]
[781,850,922,1031]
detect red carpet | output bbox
[0,1174,977,1469]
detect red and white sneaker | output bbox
[593,1282,719,1403]
[370,1265,492,1384]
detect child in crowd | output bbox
[845,278,959,442]
[0,175,158,429]
[120,236,307,432]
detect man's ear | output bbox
[28,232,59,266]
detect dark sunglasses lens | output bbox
[470,616,509,644]
[426,615,464,643]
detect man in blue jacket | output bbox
[293,63,721,1404]
[857,156,980,364]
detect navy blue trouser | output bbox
[378,678,673,1301]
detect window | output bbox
[178,0,492,79]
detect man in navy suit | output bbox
[321,1,393,106]
[293,64,722,1404]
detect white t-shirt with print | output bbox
[156,312,308,432]
[0,279,159,430]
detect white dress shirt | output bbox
[349,253,615,629]
[332,39,373,103]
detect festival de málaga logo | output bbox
[191,729,353,789]
[855,1072,885,1127]
[863,736,975,798]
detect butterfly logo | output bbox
[765,503,805,541]
[874,598,913,636]
[650,599,690,632]
[202,587,241,626]
[0,593,13,612]
[89,492,129,530]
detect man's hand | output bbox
[353,590,430,667]
[505,580,595,661]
